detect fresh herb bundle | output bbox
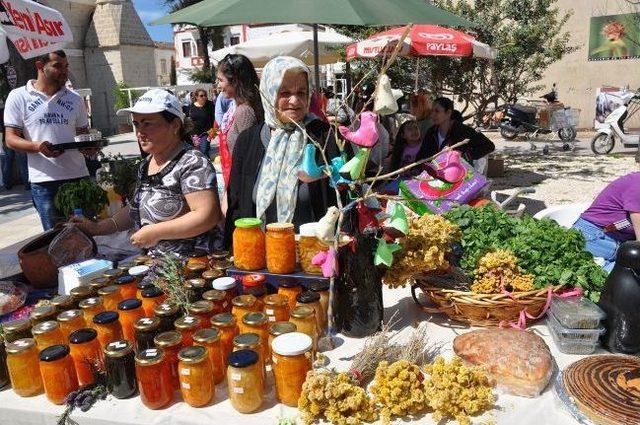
[98,154,141,200]
[54,179,108,219]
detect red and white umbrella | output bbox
[346,24,496,61]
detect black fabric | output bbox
[422,120,495,162]
[188,100,215,136]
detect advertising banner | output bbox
[589,13,640,61]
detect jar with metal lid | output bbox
[187,250,209,267]
[30,304,57,326]
[70,285,94,304]
[265,223,296,274]
[57,309,87,342]
[184,278,207,302]
[0,335,9,389]
[210,312,238,364]
[185,262,208,280]
[202,268,223,284]
[153,331,182,390]
[104,340,137,399]
[277,281,302,311]
[264,294,290,323]
[3,318,32,343]
[50,295,75,312]
[193,328,224,384]
[89,277,110,294]
[227,349,264,413]
[32,320,65,351]
[115,275,138,300]
[309,281,330,325]
[242,273,268,299]
[298,222,329,275]
[240,312,269,362]
[289,306,318,353]
[188,301,215,328]
[136,281,155,301]
[267,321,297,361]
[93,311,124,348]
[178,345,214,407]
[233,218,266,271]
[69,328,103,386]
[134,255,151,265]
[271,332,313,406]
[153,301,180,333]
[128,265,150,280]
[39,344,78,404]
[78,297,105,326]
[118,299,145,343]
[103,268,123,281]
[202,289,228,314]
[135,348,173,409]
[117,260,136,272]
[212,277,238,308]
[98,285,123,311]
[210,256,233,273]
[233,333,265,383]
[296,291,324,335]
[231,294,259,323]
[134,317,161,352]
[6,338,43,396]
[174,315,201,346]
[141,286,166,316]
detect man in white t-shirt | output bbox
[4,50,93,230]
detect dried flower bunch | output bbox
[471,249,534,293]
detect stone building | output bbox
[154,42,174,86]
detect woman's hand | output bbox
[69,216,103,236]
[130,225,160,249]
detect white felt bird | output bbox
[315,206,340,245]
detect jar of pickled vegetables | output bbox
[231,295,259,323]
[212,277,238,309]
[184,278,208,303]
[70,285,94,304]
[153,301,180,333]
[57,309,87,342]
[233,218,266,271]
[3,318,32,343]
[6,338,44,397]
[265,223,296,274]
[39,344,78,404]
[134,317,161,353]
[178,346,214,407]
[51,295,75,312]
[267,321,297,361]
[136,281,155,301]
[188,300,215,328]
[174,315,201,346]
[264,294,290,322]
[32,320,65,351]
[289,306,318,353]
[89,277,110,295]
[271,332,313,406]
[128,265,150,280]
[296,291,324,335]
[210,312,238,364]
[78,297,105,326]
[115,275,138,300]
[233,333,265,382]
[93,311,124,347]
[309,281,330,326]
[98,285,123,311]
[298,222,329,275]
[118,299,145,343]
[103,268,123,282]
[153,331,182,390]
[242,274,267,299]
[227,349,264,413]
[141,286,166,317]
[202,289,228,315]
[69,328,103,386]
[104,340,137,399]
[30,304,57,326]
[135,348,173,409]
[193,328,224,385]
[240,312,269,361]
[0,335,9,389]
[277,281,302,311]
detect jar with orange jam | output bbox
[6,338,44,397]
[309,281,330,327]
[0,335,8,389]
[265,223,296,274]
[193,328,224,385]
[233,333,265,384]
[264,294,290,322]
[178,346,214,407]
[271,332,313,406]
[98,285,123,311]
[240,312,269,361]
[202,289,228,315]
[32,321,65,351]
[231,295,259,323]
[267,322,297,360]
[289,306,318,353]
[50,295,75,312]
[118,299,145,343]
[298,222,329,275]
[3,318,32,343]
[141,286,166,316]
[212,277,238,309]
[153,331,182,390]
[296,291,325,335]
[135,348,173,410]
[70,285,94,305]
[153,301,180,333]
[210,312,238,364]
[103,268,123,282]
[187,250,209,267]
[39,344,78,404]
[277,281,302,311]
[233,218,266,271]
[69,328,103,386]
[30,305,57,326]
[174,315,201,346]
[57,309,87,342]
[78,297,105,326]
[202,268,223,286]
[184,278,208,303]
[89,277,110,295]
[115,275,138,300]
[188,301,215,328]
[93,311,124,347]
[227,349,263,414]
[136,281,154,301]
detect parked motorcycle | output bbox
[591,90,640,155]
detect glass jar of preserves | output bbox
[202,268,223,285]
[187,250,209,267]
[51,295,75,312]
[128,265,150,281]
[136,281,155,301]
[153,331,182,390]
[103,268,124,282]
[153,301,180,333]
[264,294,290,323]
[240,312,269,362]
[227,349,263,413]
[98,285,123,311]
[89,277,110,294]
[184,278,207,303]
[141,286,166,317]
[0,335,9,389]
[57,309,87,342]
[3,318,32,343]
[298,222,329,275]
[118,299,145,343]
[271,332,313,406]
[30,304,57,326]
[134,317,161,353]
[265,223,296,274]
[202,289,228,315]
[277,281,302,311]
[178,346,214,407]
[193,328,224,385]
[210,312,238,364]
[69,328,103,386]
[309,281,330,326]
[233,218,266,271]
[188,300,215,329]
[289,306,318,353]
[267,321,297,361]
[39,344,78,404]
[231,295,259,323]
[174,315,201,346]
[242,274,267,299]
[6,338,44,397]
[32,320,65,351]
[135,348,173,409]
[78,297,105,326]
[212,277,238,309]
[93,311,124,348]
[115,275,138,300]
[134,255,151,265]
[117,260,136,273]
[296,291,324,335]
[70,285,94,304]
[185,261,208,279]
[233,333,265,383]
[104,340,137,399]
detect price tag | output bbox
[180,368,191,376]
[109,341,128,350]
[140,318,154,325]
[145,349,158,357]
[233,387,244,394]
[231,373,242,381]
[265,364,272,372]
[161,304,171,311]
[86,298,97,305]
[268,317,276,322]
[184,317,195,324]
[181,382,191,389]
[265,309,274,315]
[15,340,29,347]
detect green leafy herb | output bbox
[98,153,141,200]
[54,179,108,219]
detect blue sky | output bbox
[133,0,174,42]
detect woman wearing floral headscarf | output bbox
[224,56,344,247]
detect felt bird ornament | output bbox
[338,111,379,148]
[315,206,340,244]
[299,144,326,180]
[384,203,409,239]
[433,150,466,183]
[374,238,402,268]
[329,156,346,189]
[339,148,370,181]
[312,247,338,278]
[373,74,399,116]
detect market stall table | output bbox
[0,286,588,425]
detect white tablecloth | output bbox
[0,286,591,425]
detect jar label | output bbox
[180,368,191,376]
[141,318,154,325]
[268,317,276,322]
[233,387,244,394]
[265,309,274,315]
[265,364,272,372]
[145,349,158,357]
[184,317,195,323]
[181,382,191,389]
[15,340,29,347]
[109,341,128,350]
[86,299,97,305]
[231,373,242,381]
[160,304,172,311]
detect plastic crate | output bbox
[547,312,604,355]
[549,296,605,329]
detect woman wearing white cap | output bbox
[72,89,222,255]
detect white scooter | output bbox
[591,90,640,155]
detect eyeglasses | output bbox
[198,94,207,98]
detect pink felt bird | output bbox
[338,111,379,148]
[311,247,338,278]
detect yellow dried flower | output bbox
[471,249,535,293]
[371,360,429,424]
